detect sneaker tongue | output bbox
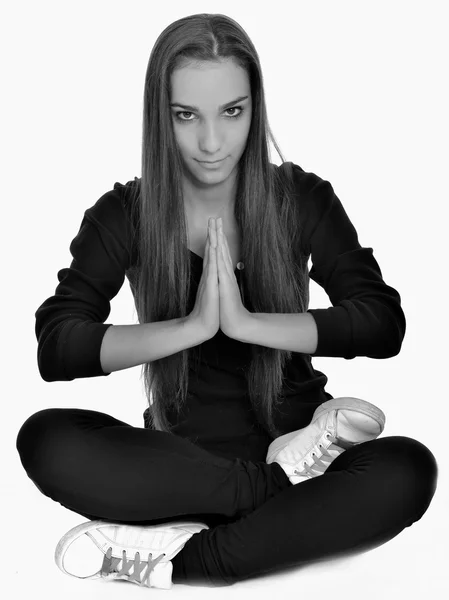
[335,436,357,450]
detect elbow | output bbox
[37,345,52,381]
[388,304,406,356]
[37,356,63,382]
[390,330,405,357]
[365,331,402,359]
[37,344,71,382]
[375,306,406,358]
[38,371,56,383]
[383,333,403,358]
[37,364,72,383]
[36,338,50,381]
[354,300,406,359]
[37,362,66,382]
[392,326,406,356]
[345,298,406,359]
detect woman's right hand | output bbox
[187,217,219,339]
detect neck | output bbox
[182,169,237,219]
[184,196,235,220]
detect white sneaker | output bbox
[55,519,209,589]
[266,397,385,485]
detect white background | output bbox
[2,0,448,597]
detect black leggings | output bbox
[16,408,438,586]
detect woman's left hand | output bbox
[214,217,251,340]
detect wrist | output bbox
[184,315,215,343]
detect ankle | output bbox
[270,460,293,489]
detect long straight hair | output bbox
[126,13,310,439]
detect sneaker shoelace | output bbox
[292,431,355,478]
[100,546,165,587]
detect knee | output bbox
[384,436,438,520]
[16,408,70,476]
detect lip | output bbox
[197,157,226,166]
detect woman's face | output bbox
[170,59,252,187]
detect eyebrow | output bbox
[170,95,249,112]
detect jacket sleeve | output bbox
[299,169,406,359]
[35,185,132,381]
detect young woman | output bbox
[16,13,438,590]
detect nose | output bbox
[198,121,223,155]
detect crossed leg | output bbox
[172,435,438,586]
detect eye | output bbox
[224,107,241,117]
[175,106,244,123]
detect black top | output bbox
[35,162,406,461]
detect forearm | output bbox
[100,317,208,374]
[235,312,319,354]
